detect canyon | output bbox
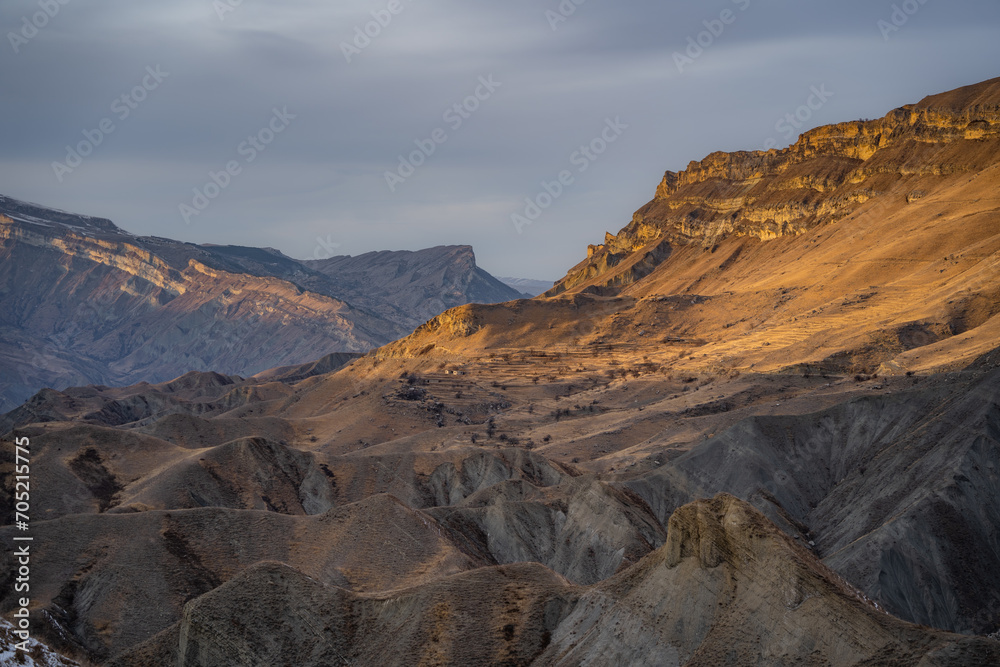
[2,77,1000,665]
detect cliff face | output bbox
[551,77,1000,295]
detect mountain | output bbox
[551,76,1000,299]
[396,76,1000,376]
[303,246,522,329]
[3,78,1000,665]
[0,196,522,413]
[499,277,557,298]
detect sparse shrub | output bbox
[397,386,427,401]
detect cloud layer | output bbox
[2,0,999,279]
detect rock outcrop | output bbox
[550,76,1000,295]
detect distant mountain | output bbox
[303,246,522,330]
[497,276,555,298]
[0,196,522,412]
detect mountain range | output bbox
[2,77,1000,666]
[0,196,523,414]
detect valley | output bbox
[2,77,1000,666]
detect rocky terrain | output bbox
[0,198,522,413]
[2,78,1000,665]
[106,496,997,667]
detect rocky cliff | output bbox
[551,76,1000,295]
[381,78,1000,379]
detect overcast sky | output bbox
[2,1,998,281]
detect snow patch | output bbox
[0,618,80,666]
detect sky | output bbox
[1,1,999,282]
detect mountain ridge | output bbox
[550,76,1000,297]
[0,196,523,413]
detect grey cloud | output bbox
[1,0,999,279]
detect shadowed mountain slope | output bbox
[0,196,520,413]
[106,496,999,667]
